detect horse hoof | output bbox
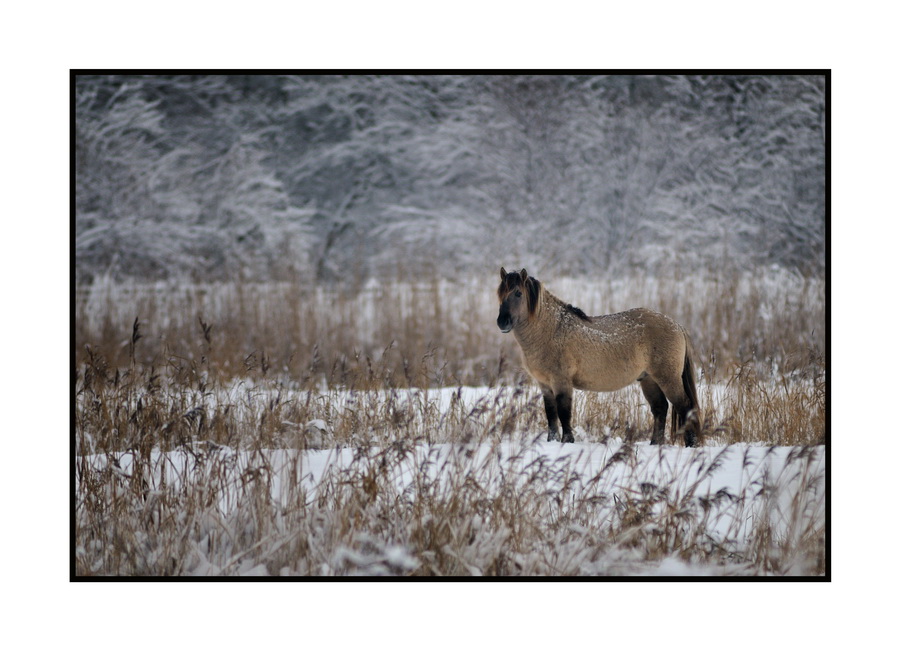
[547,433,559,442]
[562,433,575,444]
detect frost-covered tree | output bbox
[75,75,312,282]
[74,74,826,284]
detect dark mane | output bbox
[498,269,541,315]
[566,304,591,321]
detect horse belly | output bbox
[573,361,643,393]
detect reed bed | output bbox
[74,270,826,576]
[74,373,826,576]
[74,269,825,387]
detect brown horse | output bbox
[496,268,701,446]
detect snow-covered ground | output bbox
[75,385,826,577]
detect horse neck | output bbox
[514,289,561,345]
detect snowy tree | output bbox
[74,74,826,283]
[75,75,313,282]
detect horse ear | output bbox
[500,267,507,280]
[521,268,528,281]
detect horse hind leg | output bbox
[640,376,669,445]
[656,379,699,447]
[676,400,700,447]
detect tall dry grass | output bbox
[75,269,825,451]
[75,382,826,577]
[75,375,826,576]
[75,269,824,387]
[74,269,827,576]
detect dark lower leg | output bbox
[557,392,574,443]
[640,378,668,445]
[675,401,698,447]
[682,407,698,447]
[651,409,668,445]
[543,392,559,442]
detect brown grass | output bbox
[74,269,824,388]
[74,270,826,576]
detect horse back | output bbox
[567,308,686,392]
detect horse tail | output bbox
[672,331,702,440]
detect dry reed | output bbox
[74,270,826,576]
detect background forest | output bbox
[74,74,826,284]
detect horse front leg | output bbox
[557,391,574,443]
[541,385,559,441]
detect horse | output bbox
[496,268,701,446]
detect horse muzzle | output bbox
[497,317,513,333]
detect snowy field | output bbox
[75,385,826,577]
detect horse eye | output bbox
[515,291,522,298]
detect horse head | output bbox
[497,267,540,332]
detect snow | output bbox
[75,384,825,577]
[83,437,822,536]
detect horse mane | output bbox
[499,269,592,322]
[498,269,541,316]
[565,304,591,321]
